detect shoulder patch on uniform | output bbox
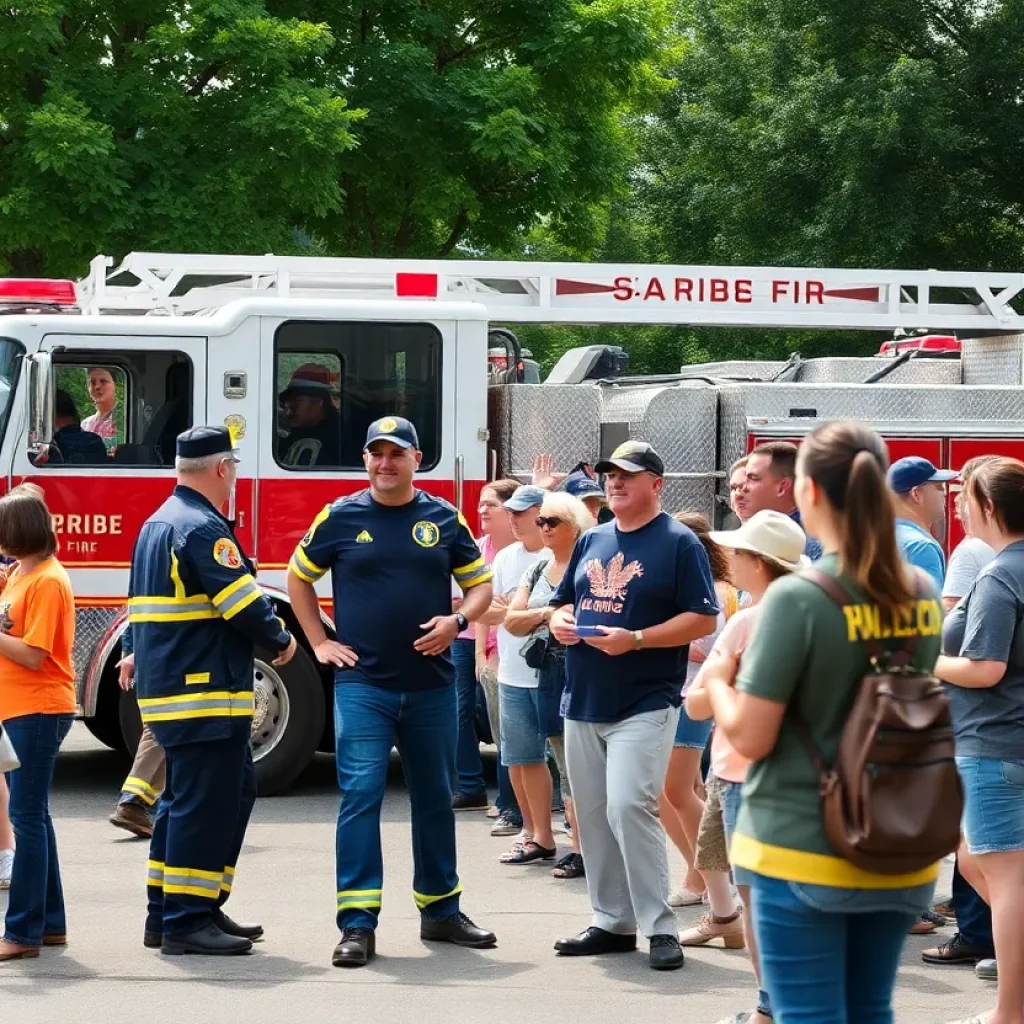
[412,520,440,548]
[213,537,243,569]
[356,530,373,543]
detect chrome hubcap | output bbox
[250,660,290,762]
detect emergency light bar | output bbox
[0,278,78,306]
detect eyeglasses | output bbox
[535,516,566,529]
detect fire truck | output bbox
[1,253,1022,794]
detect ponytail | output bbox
[800,421,914,618]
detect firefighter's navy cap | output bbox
[176,425,237,460]
[364,416,419,451]
[596,440,665,477]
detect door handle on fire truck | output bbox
[455,453,464,512]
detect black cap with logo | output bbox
[595,440,665,477]
[176,425,238,460]
[364,416,420,451]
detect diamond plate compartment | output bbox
[600,381,719,519]
[73,606,122,694]
[962,335,1024,385]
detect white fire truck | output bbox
[1,253,1022,793]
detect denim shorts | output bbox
[499,684,547,766]
[718,775,754,887]
[957,755,1024,855]
[675,700,713,749]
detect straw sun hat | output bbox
[709,509,810,571]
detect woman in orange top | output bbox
[0,485,76,961]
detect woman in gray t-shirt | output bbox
[936,457,1024,1024]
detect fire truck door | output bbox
[14,333,208,597]
[948,438,1024,550]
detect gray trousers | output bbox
[565,706,680,938]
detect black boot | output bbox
[420,913,497,948]
[212,908,264,942]
[161,924,252,956]
[332,928,376,967]
[649,934,685,970]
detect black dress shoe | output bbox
[212,908,264,941]
[332,928,376,967]
[161,924,252,956]
[420,912,497,948]
[922,932,995,966]
[649,934,685,970]
[143,930,162,949]
[554,926,637,956]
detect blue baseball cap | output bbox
[888,456,957,493]
[504,485,546,512]
[364,416,419,450]
[564,472,604,500]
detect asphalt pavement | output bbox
[1,725,989,1023]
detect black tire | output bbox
[119,686,143,755]
[83,707,129,753]
[83,661,129,753]
[252,643,325,796]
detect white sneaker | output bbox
[975,959,997,981]
[0,848,13,889]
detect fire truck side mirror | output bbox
[26,352,54,456]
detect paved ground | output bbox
[1,726,991,1023]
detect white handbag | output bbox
[0,721,19,773]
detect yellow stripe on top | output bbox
[170,548,186,600]
[453,556,484,578]
[454,565,494,589]
[729,832,940,890]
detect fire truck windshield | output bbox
[0,339,23,448]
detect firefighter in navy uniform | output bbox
[287,416,496,968]
[129,426,296,956]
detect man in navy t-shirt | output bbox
[286,416,496,968]
[549,440,719,970]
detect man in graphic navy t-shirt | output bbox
[549,440,719,971]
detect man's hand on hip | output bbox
[415,615,460,656]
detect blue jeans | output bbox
[3,713,74,946]
[334,682,461,931]
[750,872,933,1023]
[451,639,486,797]
[952,856,993,949]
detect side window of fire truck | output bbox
[46,352,192,467]
[274,321,441,471]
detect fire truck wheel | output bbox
[250,644,325,796]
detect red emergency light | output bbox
[0,278,78,305]
[395,273,439,299]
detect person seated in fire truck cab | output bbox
[741,442,823,560]
[51,390,109,464]
[81,367,120,454]
[278,363,343,468]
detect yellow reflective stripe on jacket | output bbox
[137,691,255,724]
[185,673,210,686]
[162,865,224,900]
[453,556,485,578]
[128,594,218,623]
[170,549,186,600]
[412,884,462,910]
[212,574,264,620]
[289,545,326,584]
[123,776,159,805]
[454,564,493,589]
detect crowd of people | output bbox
[1,421,1023,1024]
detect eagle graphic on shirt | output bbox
[583,553,644,601]
[0,601,12,634]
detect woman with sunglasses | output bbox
[504,493,596,876]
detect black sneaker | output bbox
[452,792,489,811]
[649,934,685,970]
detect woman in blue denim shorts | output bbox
[660,512,738,906]
[936,457,1024,1024]
[701,421,942,1024]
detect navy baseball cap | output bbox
[504,485,546,512]
[888,456,957,493]
[564,471,604,500]
[364,416,419,450]
[176,425,238,461]
[595,440,665,477]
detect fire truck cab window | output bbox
[42,353,193,467]
[274,321,441,471]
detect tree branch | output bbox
[437,209,471,256]
[187,64,223,96]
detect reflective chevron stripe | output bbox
[137,691,254,724]
[162,865,224,900]
[212,574,264,620]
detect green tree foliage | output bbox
[0,0,671,276]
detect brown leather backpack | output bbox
[791,570,963,875]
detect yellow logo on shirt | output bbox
[842,599,943,643]
[412,520,440,548]
[356,530,374,543]
[213,538,243,569]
